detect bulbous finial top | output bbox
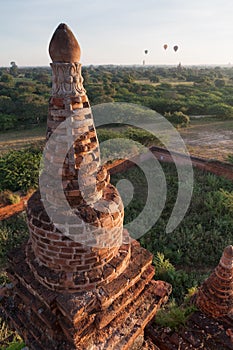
[49,23,81,63]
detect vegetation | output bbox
[1,64,233,132]
[0,214,28,348]
[0,126,160,193]
[154,297,197,330]
[111,162,233,269]
[0,213,28,271]
[227,154,233,164]
[0,148,42,192]
[0,191,21,205]
[98,126,161,161]
[0,320,25,350]
[153,252,206,303]
[164,111,190,127]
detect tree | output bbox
[214,79,225,88]
[9,61,18,77]
[164,111,190,127]
[150,76,160,83]
[0,113,17,130]
[1,73,13,84]
[207,103,233,118]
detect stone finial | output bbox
[49,23,81,63]
[195,245,233,318]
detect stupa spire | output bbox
[1,23,171,350]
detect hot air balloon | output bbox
[173,45,178,52]
[144,50,148,55]
[163,44,168,50]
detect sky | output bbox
[1,0,233,67]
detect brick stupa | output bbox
[1,23,171,350]
[195,245,233,318]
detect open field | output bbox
[180,117,233,161]
[0,125,46,154]
[135,79,194,87]
[0,117,232,161]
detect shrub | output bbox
[0,114,17,130]
[0,213,28,268]
[226,154,233,164]
[153,252,202,303]
[124,127,161,146]
[154,300,196,330]
[220,189,233,213]
[164,111,190,127]
[207,103,233,118]
[0,319,24,349]
[0,148,41,192]
[153,252,175,276]
[0,190,21,205]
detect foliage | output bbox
[214,79,225,88]
[1,74,13,84]
[111,162,233,270]
[226,154,233,164]
[219,189,233,213]
[0,319,25,350]
[97,127,161,162]
[0,213,28,268]
[97,127,160,146]
[0,190,21,205]
[123,127,161,146]
[164,111,190,127]
[0,148,42,192]
[154,300,197,330]
[9,62,18,77]
[2,65,233,132]
[153,252,175,275]
[0,67,50,131]
[153,252,205,302]
[207,102,233,118]
[0,214,28,348]
[0,271,9,285]
[0,113,17,131]
[5,341,26,350]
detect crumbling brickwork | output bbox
[1,23,171,350]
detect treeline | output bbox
[1,64,233,131]
[0,67,51,131]
[83,65,233,117]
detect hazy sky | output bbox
[1,0,233,67]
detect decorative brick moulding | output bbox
[1,23,171,349]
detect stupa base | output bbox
[1,240,171,350]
